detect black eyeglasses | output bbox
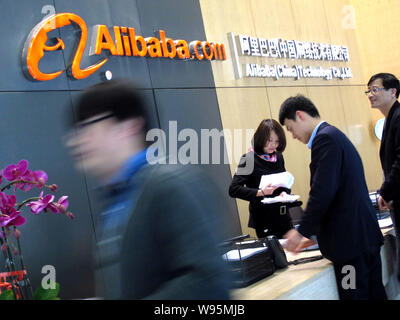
[364,87,386,96]
[64,113,114,142]
[75,113,114,129]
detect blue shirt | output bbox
[307,121,325,149]
[109,149,148,185]
[96,149,148,297]
[99,149,148,237]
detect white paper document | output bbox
[259,171,295,189]
[378,216,393,229]
[261,194,300,204]
[222,247,267,261]
[279,239,287,246]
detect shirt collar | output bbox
[108,148,148,185]
[307,121,325,149]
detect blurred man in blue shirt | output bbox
[65,80,230,299]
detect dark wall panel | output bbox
[137,0,216,88]
[154,88,242,239]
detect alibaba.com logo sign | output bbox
[22,12,227,81]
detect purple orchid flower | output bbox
[3,160,29,181]
[0,209,26,227]
[15,169,48,191]
[3,160,49,191]
[33,170,48,188]
[0,192,13,209]
[26,192,56,214]
[0,193,18,215]
[54,196,69,213]
[0,193,25,227]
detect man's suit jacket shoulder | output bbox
[380,100,400,202]
[312,122,346,147]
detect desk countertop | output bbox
[231,227,394,300]
[231,249,333,300]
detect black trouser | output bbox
[390,204,400,281]
[333,247,387,300]
[255,226,289,239]
[254,205,292,239]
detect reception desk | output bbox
[232,227,400,300]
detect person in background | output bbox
[279,94,386,300]
[229,119,293,239]
[367,72,400,281]
[65,79,230,299]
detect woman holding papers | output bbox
[229,119,293,238]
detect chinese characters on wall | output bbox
[229,33,353,81]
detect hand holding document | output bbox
[259,171,295,190]
[259,171,299,203]
[281,229,317,254]
[280,238,317,253]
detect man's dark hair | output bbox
[252,119,286,154]
[74,79,149,131]
[367,73,400,98]
[279,94,320,125]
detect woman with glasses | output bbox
[229,119,293,239]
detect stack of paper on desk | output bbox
[378,216,393,228]
[222,247,268,261]
[261,194,300,204]
[259,171,295,189]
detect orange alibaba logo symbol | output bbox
[22,13,108,81]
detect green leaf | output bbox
[33,282,60,300]
[0,290,16,300]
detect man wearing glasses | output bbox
[65,80,230,299]
[367,73,400,281]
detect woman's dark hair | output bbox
[252,119,286,154]
[279,94,320,125]
[367,73,400,98]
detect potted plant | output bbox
[0,160,74,300]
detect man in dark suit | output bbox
[279,94,386,300]
[65,80,230,299]
[367,73,400,281]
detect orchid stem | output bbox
[16,197,41,211]
[1,180,35,192]
[0,237,18,299]
[13,226,33,299]
[1,179,55,193]
[1,227,21,299]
